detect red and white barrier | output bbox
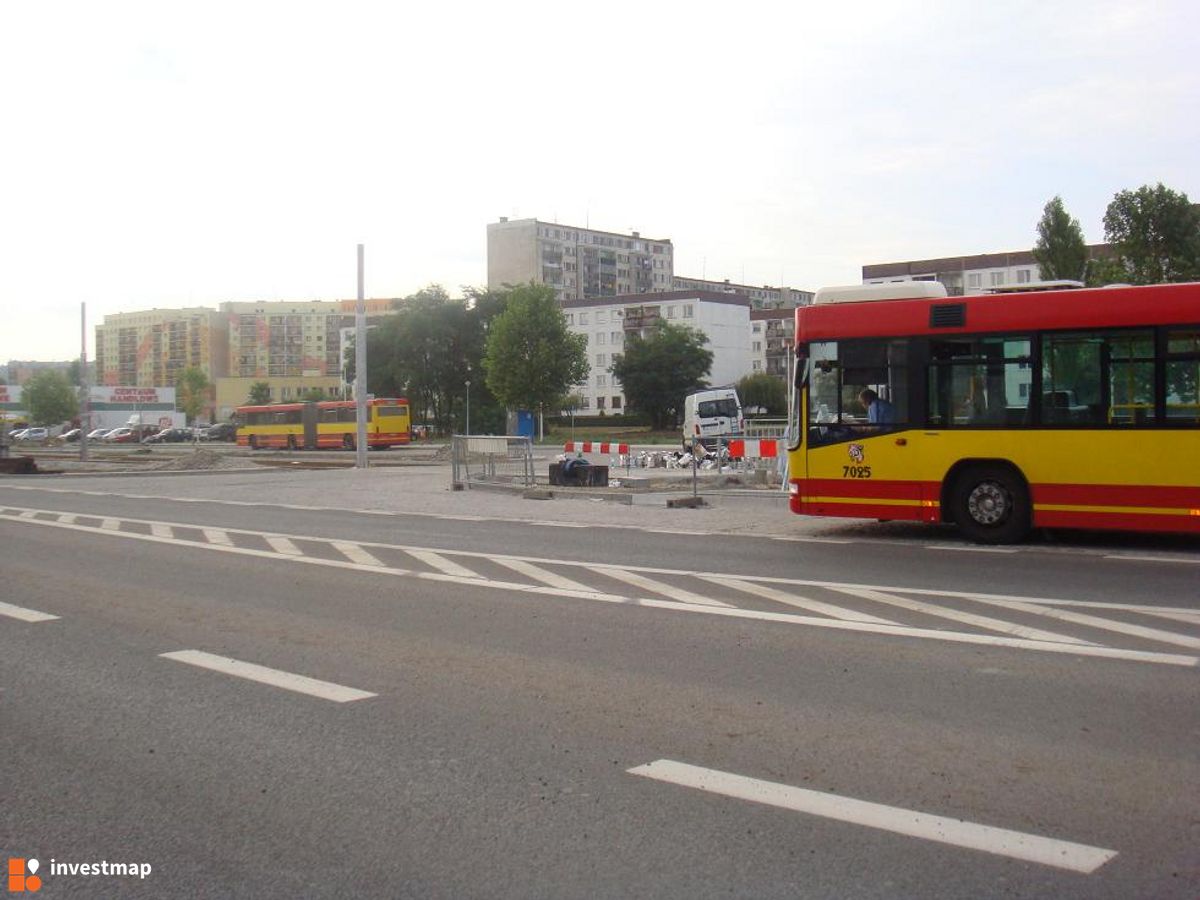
[726,439,779,458]
[563,441,629,454]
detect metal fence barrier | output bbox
[451,435,535,489]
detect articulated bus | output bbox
[235,398,412,450]
[786,281,1200,542]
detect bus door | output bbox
[302,402,319,450]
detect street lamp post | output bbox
[464,380,471,436]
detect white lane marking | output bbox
[159,650,375,703]
[6,483,1197,564]
[407,549,482,579]
[3,508,1196,667]
[203,528,233,547]
[1003,598,1200,626]
[831,586,1093,645]
[332,541,384,567]
[627,760,1117,875]
[494,557,594,592]
[0,601,60,623]
[19,510,39,519]
[56,514,77,525]
[151,523,174,539]
[101,517,121,531]
[1104,554,1200,565]
[1136,610,1200,626]
[265,535,303,556]
[700,575,899,624]
[945,594,1200,650]
[926,545,1019,554]
[590,566,733,608]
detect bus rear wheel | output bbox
[342,434,355,451]
[248,435,258,451]
[951,465,1030,544]
[286,435,296,451]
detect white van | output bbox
[682,388,744,449]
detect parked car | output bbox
[104,427,138,443]
[60,428,82,442]
[17,427,49,442]
[86,427,112,441]
[205,422,237,442]
[8,428,28,440]
[143,427,192,444]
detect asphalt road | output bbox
[1,471,1197,898]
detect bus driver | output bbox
[858,388,895,426]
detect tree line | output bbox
[1034,183,1200,285]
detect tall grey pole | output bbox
[465,379,470,436]
[80,302,90,461]
[354,244,368,469]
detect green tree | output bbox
[610,322,713,429]
[482,283,588,420]
[23,370,79,426]
[736,372,787,416]
[1033,196,1088,281]
[176,366,210,425]
[365,285,505,434]
[299,388,327,402]
[247,382,272,405]
[1098,183,1200,285]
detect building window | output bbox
[596,311,607,324]
[596,396,606,410]
[990,272,1004,286]
[565,313,574,325]
[752,360,762,371]
[579,312,589,325]
[580,397,590,410]
[611,332,621,344]
[1017,269,1032,283]
[682,304,694,318]
[596,353,606,366]
[611,396,622,409]
[597,333,607,345]
[753,323,762,333]
[596,374,607,387]
[967,273,982,289]
[667,306,676,319]
[753,341,762,352]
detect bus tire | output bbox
[286,435,296,451]
[951,465,1030,544]
[248,435,258,451]
[343,434,355,451]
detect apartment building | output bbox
[673,276,813,310]
[562,290,751,413]
[487,218,675,302]
[862,245,1109,295]
[749,308,796,380]
[95,308,227,388]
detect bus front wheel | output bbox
[343,434,355,451]
[951,465,1030,544]
[248,435,258,451]
[286,435,296,451]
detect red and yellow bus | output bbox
[786,281,1200,542]
[235,398,412,450]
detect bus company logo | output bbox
[7,858,41,893]
[847,443,865,463]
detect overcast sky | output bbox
[2,0,1196,363]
